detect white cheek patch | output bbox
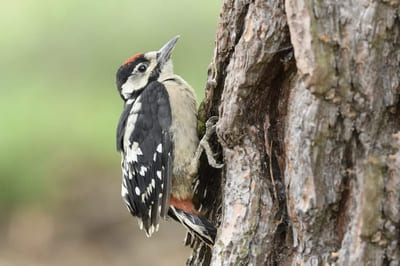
[121,79,136,98]
[121,72,151,98]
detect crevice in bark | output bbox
[233,3,250,47]
[393,98,400,124]
[248,47,296,264]
[262,52,295,211]
[336,131,356,244]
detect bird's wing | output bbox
[120,81,173,236]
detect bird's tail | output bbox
[168,206,216,246]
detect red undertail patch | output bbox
[169,196,200,215]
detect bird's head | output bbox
[116,36,179,101]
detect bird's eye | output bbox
[138,64,147,72]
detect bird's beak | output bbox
[157,36,179,66]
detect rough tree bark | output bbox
[188,0,400,265]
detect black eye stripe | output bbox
[116,55,148,90]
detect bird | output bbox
[115,36,220,245]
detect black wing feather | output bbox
[116,102,132,152]
[119,81,172,235]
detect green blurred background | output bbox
[0,1,220,265]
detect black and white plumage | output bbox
[117,81,173,235]
[168,207,216,246]
[115,36,216,244]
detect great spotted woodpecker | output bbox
[115,36,220,245]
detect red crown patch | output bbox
[123,53,143,66]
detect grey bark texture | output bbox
[188,0,400,265]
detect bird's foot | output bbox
[188,116,224,177]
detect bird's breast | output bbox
[163,77,198,174]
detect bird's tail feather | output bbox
[168,206,216,246]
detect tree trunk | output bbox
[188,0,400,265]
